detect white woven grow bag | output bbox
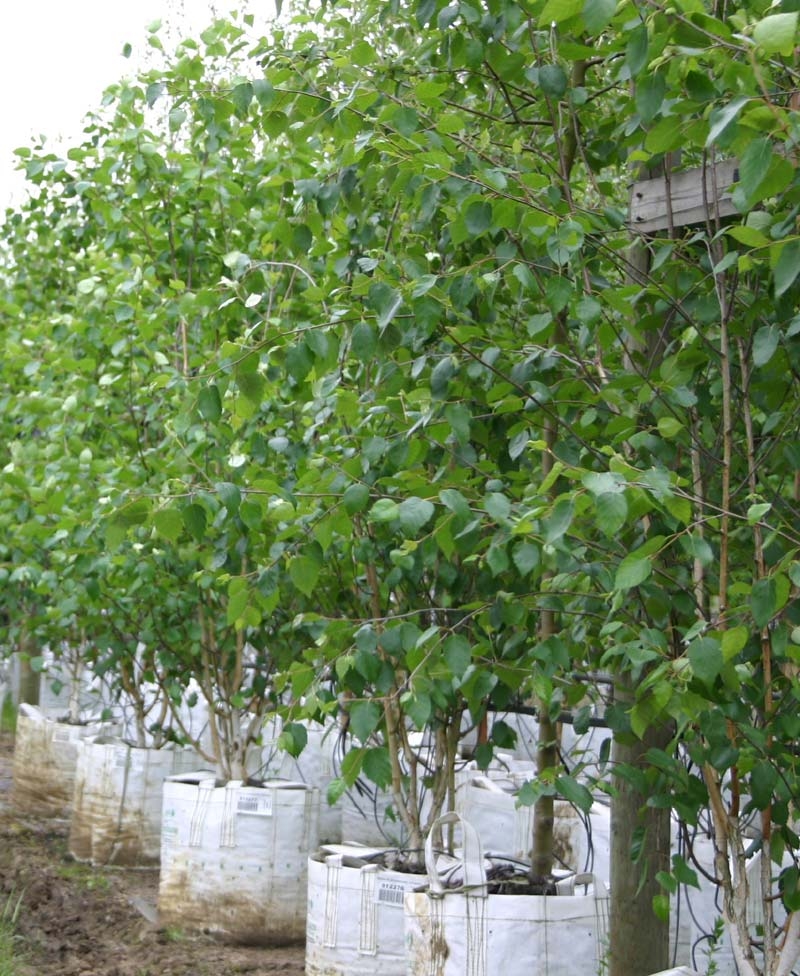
[158,772,320,945]
[257,717,341,843]
[457,774,583,871]
[12,703,117,817]
[306,844,426,976]
[404,812,609,976]
[69,737,199,866]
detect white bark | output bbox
[775,912,800,976]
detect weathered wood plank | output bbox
[628,158,740,233]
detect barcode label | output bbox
[238,793,273,817]
[376,880,411,907]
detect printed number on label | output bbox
[376,880,409,907]
[237,793,274,817]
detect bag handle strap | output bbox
[425,812,488,897]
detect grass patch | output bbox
[0,892,25,976]
[56,861,111,892]
[0,695,16,734]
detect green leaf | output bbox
[556,775,593,813]
[348,700,382,743]
[539,65,568,99]
[343,483,370,514]
[146,82,164,108]
[464,200,492,236]
[727,225,770,249]
[752,12,798,56]
[747,501,772,524]
[706,96,749,148]
[626,25,649,77]
[657,417,683,439]
[615,553,652,590]
[77,277,97,295]
[583,472,625,496]
[443,635,471,678]
[327,778,347,806]
[168,107,187,132]
[216,482,241,514]
[751,577,776,629]
[362,747,393,787]
[636,72,666,124]
[351,320,377,362]
[278,722,308,758]
[236,368,265,409]
[440,489,471,520]
[512,542,540,575]
[687,636,723,687]
[290,555,321,597]
[721,626,749,662]
[545,498,574,543]
[398,497,435,535]
[368,282,402,329]
[780,866,800,913]
[672,855,699,889]
[486,544,509,576]
[403,691,433,729]
[582,0,615,33]
[681,534,714,567]
[750,761,778,808]
[231,82,254,117]
[182,503,207,542]
[484,492,511,523]
[340,749,364,786]
[752,326,779,367]
[738,138,773,202]
[652,894,670,923]
[369,498,400,522]
[773,240,800,298]
[198,384,222,423]
[595,492,628,537]
[350,40,375,67]
[153,508,183,542]
[656,870,677,895]
[540,0,583,26]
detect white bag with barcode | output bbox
[306,843,426,976]
[158,773,320,945]
[404,812,609,976]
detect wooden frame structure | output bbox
[628,157,740,233]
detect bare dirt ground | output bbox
[0,729,305,976]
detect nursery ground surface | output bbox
[0,730,305,976]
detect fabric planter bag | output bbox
[257,717,341,844]
[12,703,117,818]
[306,843,426,976]
[404,812,610,976]
[158,772,320,945]
[69,736,199,866]
[457,774,583,871]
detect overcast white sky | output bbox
[0,1,274,209]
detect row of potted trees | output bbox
[7,648,613,970]
[1,4,799,976]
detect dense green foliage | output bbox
[2,0,800,969]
